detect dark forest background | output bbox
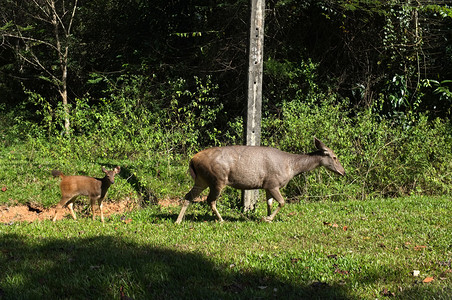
[2,1,451,120]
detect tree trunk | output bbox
[243,0,265,212]
[51,0,71,135]
[60,87,70,134]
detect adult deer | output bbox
[176,138,344,224]
[52,166,120,223]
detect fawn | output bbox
[52,166,121,223]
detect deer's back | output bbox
[191,146,297,189]
[60,176,102,196]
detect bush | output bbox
[261,95,452,201]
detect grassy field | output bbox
[0,196,450,299]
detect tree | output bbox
[262,1,452,114]
[1,0,79,134]
[243,0,265,211]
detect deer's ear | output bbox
[102,166,107,173]
[115,166,121,173]
[314,137,327,151]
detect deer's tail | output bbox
[188,160,197,180]
[51,170,64,178]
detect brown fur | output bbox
[52,166,120,223]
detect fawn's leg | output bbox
[90,197,98,221]
[67,201,77,220]
[97,197,105,223]
[53,196,75,221]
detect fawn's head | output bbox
[102,166,121,184]
[314,137,345,176]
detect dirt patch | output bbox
[0,199,141,223]
[0,197,205,224]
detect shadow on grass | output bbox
[2,233,450,299]
[1,233,350,300]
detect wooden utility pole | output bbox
[243,0,265,211]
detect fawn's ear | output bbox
[114,166,121,173]
[102,166,107,173]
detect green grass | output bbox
[0,142,451,299]
[1,196,451,299]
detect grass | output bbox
[1,196,451,299]
[0,142,451,299]
[0,143,190,207]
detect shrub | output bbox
[261,95,451,201]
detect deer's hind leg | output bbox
[176,183,208,224]
[53,196,77,221]
[67,201,77,220]
[207,184,225,222]
[89,196,103,222]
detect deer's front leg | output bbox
[263,188,285,222]
[98,198,105,223]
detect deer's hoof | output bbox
[262,216,273,223]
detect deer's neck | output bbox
[100,176,112,192]
[291,151,323,175]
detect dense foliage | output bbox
[1,0,451,202]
